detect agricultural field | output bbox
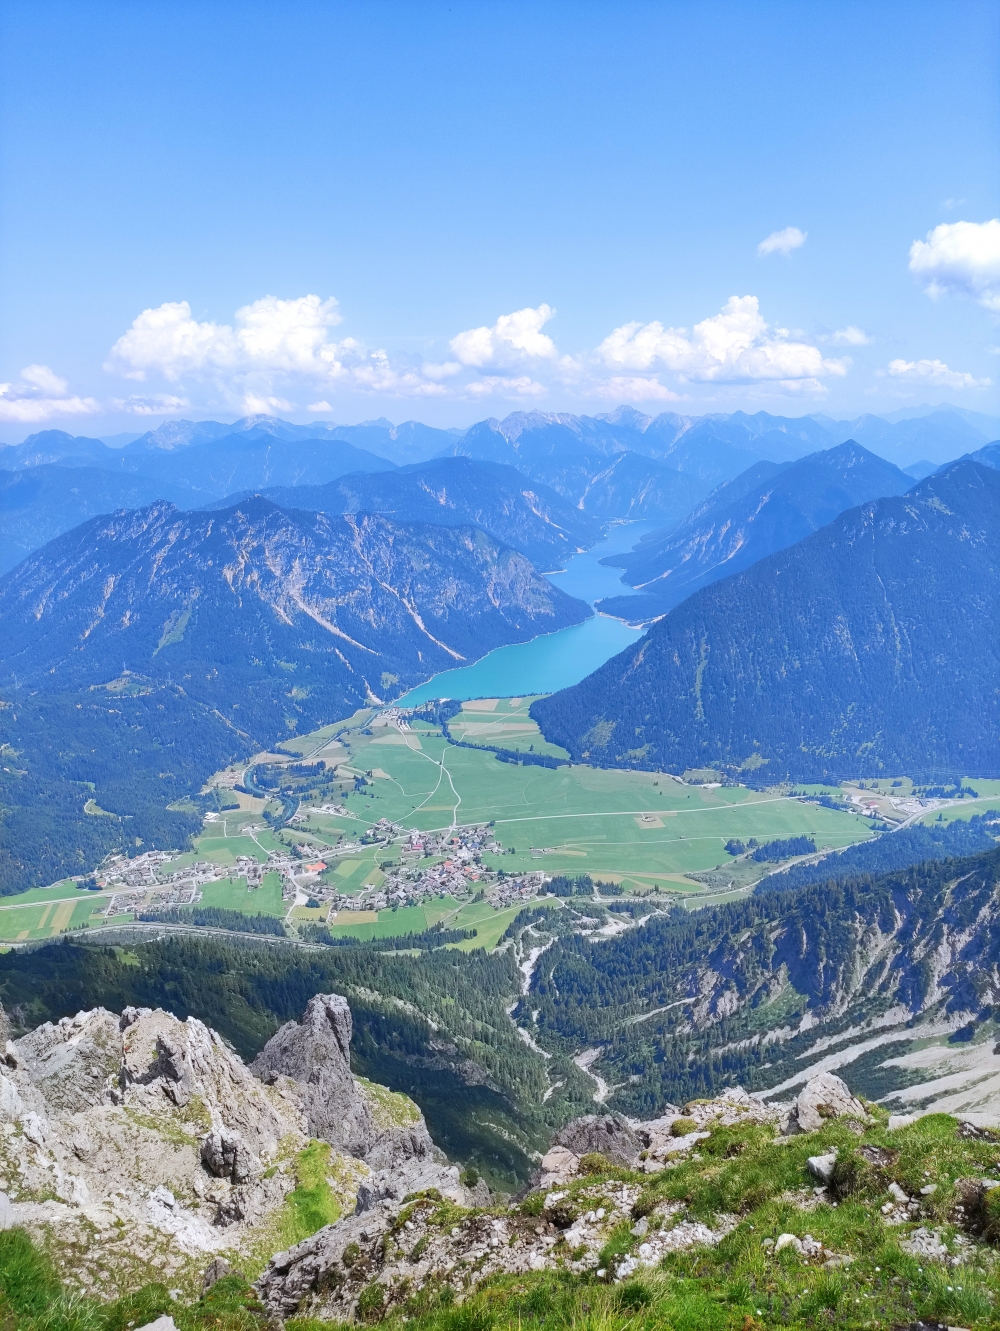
[307,705,877,886]
[7,694,996,951]
[0,888,107,942]
[444,696,571,760]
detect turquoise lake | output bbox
[397,522,657,706]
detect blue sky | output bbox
[1,0,998,436]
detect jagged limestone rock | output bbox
[0,1000,341,1296]
[251,994,439,1169]
[252,995,375,1154]
[551,1114,642,1168]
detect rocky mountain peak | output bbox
[0,992,468,1296]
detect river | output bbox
[397,521,656,706]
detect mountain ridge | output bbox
[0,496,591,734]
[532,459,1000,781]
[597,441,912,623]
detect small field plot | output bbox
[322,904,427,941]
[198,871,285,916]
[0,894,103,941]
[0,879,82,907]
[446,697,570,761]
[447,901,531,951]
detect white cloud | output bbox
[106,294,344,381]
[908,219,1000,310]
[830,326,873,346]
[20,364,69,395]
[110,393,190,415]
[242,393,295,414]
[449,305,558,367]
[585,376,682,402]
[596,296,846,390]
[757,226,807,257]
[0,365,100,422]
[462,375,546,398]
[99,291,850,411]
[421,360,463,381]
[886,358,991,390]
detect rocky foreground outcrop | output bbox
[0,993,474,1296]
[255,1076,872,1323]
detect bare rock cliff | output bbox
[0,993,454,1298]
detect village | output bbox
[95,815,550,925]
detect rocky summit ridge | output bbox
[7,991,1000,1331]
[0,993,476,1296]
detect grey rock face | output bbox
[253,995,374,1155]
[552,1114,642,1167]
[355,1156,468,1214]
[16,1007,121,1113]
[201,1128,259,1184]
[792,1073,869,1133]
[252,994,437,1167]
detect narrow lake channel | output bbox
[397,521,657,706]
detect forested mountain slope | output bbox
[0,496,588,731]
[219,456,603,570]
[532,460,1000,781]
[598,442,911,623]
[519,841,1000,1114]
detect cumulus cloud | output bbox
[830,325,873,346]
[0,365,100,422]
[99,291,853,411]
[757,226,807,257]
[449,305,558,367]
[109,393,190,415]
[595,296,846,391]
[585,376,683,402]
[909,219,1000,310]
[887,358,991,390]
[106,294,345,381]
[463,375,546,398]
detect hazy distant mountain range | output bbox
[0,403,996,573]
[597,441,913,623]
[532,460,1000,782]
[202,457,602,571]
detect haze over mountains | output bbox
[0,403,996,574]
[205,456,603,572]
[532,461,1000,782]
[598,441,913,623]
[1,397,999,884]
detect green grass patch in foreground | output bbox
[8,1112,1000,1330]
[276,1140,343,1249]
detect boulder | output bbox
[202,1257,232,1291]
[551,1115,642,1168]
[792,1074,868,1133]
[539,1145,580,1184]
[806,1151,838,1185]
